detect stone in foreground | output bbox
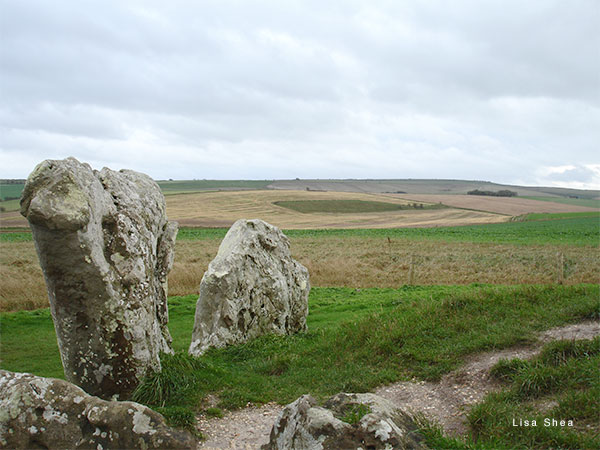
[263,393,427,450]
[20,157,177,399]
[0,370,196,449]
[189,219,309,356]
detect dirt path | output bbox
[196,321,599,448]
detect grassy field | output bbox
[0,183,24,201]
[2,213,598,311]
[1,285,598,448]
[1,200,598,448]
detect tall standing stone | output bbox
[20,157,177,400]
[189,219,310,356]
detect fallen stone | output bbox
[0,370,196,449]
[263,393,427,450]
[189,219,309,356]
[20,157,177,399]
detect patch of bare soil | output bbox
[195,321,599,448]
[197,402,283,449]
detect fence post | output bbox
[408,254,415,285]
[556,252,564,285]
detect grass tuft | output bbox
[489,358,531,383]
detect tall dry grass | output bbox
[2,237,598,312]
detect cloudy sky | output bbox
[1,0,599,189]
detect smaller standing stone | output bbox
[263,393,427,450]
[189,219,310,356]
[0,370,196,450]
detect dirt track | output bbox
[196,321,600,449]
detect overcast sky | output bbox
[1,0,599,189]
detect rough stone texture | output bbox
[189,219,309,356]
[20,157,177,399]
[263,393,427,450]
[0,370,196,450]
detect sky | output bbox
[1,0,599,189]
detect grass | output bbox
[2,285,597,411]
[0,198,20,212]
[174,213,600,246]
[518,211,600,221]
[2,213,599,312]
[461,338,600,449]
[2,285,598,448]
[273,199,444,214]
[0,183,24,201]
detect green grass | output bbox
[4,212,598,247]
[518,211,600,221]
[0,184,24,201]
[157,180,272,194]
[522,196,600,209]
[2,285,597,413]
[0,198,20,212]
[461,338,600,449]
[175,213,599,246]
[273,199,444,214]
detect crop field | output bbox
[2,213,598,312]
[164,190,507,229]
[389,193,599,215]
[273,199,446,213]
[521,195,600,209]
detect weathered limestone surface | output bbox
[20,157,177,399]
[263,393,427,450]
[189,219,309,356]
[0,370,196,450]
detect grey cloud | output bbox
[0,0,598,188]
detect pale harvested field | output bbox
[0,210,27,228]
[387,194,599,216]
[165,190,506,229]
[2,238,598,312]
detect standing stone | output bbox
[0,370,196,450]
[189,219,309,356]
[20,157,177,400]
[263,393,427,450]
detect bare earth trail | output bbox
[195,321,599,449]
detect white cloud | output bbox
[0,0,598,190]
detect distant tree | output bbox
[467,189,517,197]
